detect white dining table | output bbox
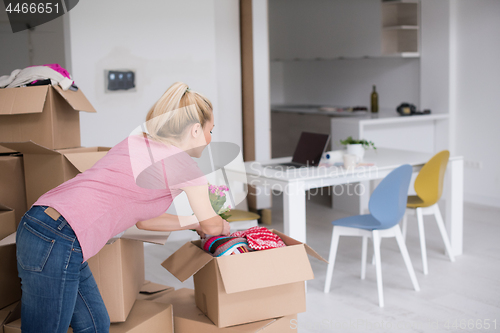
[239,148,464,256]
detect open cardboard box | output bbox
[146,288,297,332]
[0,85,96,154]
[0,153,27,225]
[0,224,171,323]
[0,141,110,207]
[0,205,21,310]
[162,230,326,328]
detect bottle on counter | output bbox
[371,85,378,113]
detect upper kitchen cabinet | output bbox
[268,0,420,61]
[382,0,420,57]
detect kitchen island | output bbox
[271,105,449,155]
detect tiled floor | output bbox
[144,192,500,332]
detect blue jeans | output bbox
[16,206,110,333]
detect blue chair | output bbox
[324,164,420,307]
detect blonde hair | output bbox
[145,82,213,144]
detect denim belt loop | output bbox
[57,219,67,231]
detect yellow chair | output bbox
[402,150,455,275]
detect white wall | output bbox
[268,0,420,109]
[275,58,420,109]
[0,10,66,77]
[67,0,242,148]
[452,0,500,207]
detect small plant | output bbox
[340,136,376,150]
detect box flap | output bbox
[121,225,170,245]
[216,244,314,294]
[0,141,61,155]
[63,151,109,172]
[304,243,328,263]
[53,85,97,113]
[0,203,14,212]
[161,242,214,282]
[273,229,328,263]
[0,232,16,247]
[140,281,173,295]
[0,86,48,115]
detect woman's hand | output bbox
[194,223,206,239]
[221,219,231,236]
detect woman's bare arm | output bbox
[136,213,201,232]
[181,184,230,236]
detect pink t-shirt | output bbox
[34,135,207,262]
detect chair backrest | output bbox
[369,164,413,228]
[414,150,450,206]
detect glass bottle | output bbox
[371,85,378,113]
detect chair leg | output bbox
[324,227,341,293]
[361,236,367,280]
[402,210,408,242]
[370,238,382,266]
[394,226,420,292]
[416,207,429,275]
[433,205,456,262]
[372,230,384,307]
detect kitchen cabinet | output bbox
[382,0,420,56]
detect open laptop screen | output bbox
[292,132,330,166]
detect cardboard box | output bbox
[1,302,20,329]
[162,230,326,328]
[109,300,173,333]
[137,281,174,301]
[0,85,96,154]
[0,141,110,207]
[2,302,73,333]
[0,205,21,310]
[87,239,145,323]
[149,288,297,332]
[3,300,173,333]
[0,154,27,225]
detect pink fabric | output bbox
[42,64,72,79]
[29,63,72,85]
[34,136,207,262]
[231,227,286,250]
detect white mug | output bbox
[343,154,358,169]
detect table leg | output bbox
[446,158,464,256]
[283,182,306,243]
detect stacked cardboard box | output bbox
[139,287,297,332]
[0,205,21,310]
[1,300,174,333]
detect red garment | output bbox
[231,227,286,250]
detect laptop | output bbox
[266,132,330,169]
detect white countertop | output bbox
[271,105,448,125]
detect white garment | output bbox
[0,66,73,90]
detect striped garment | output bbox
[202,236,253,257]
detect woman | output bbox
[15,82,230,333]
